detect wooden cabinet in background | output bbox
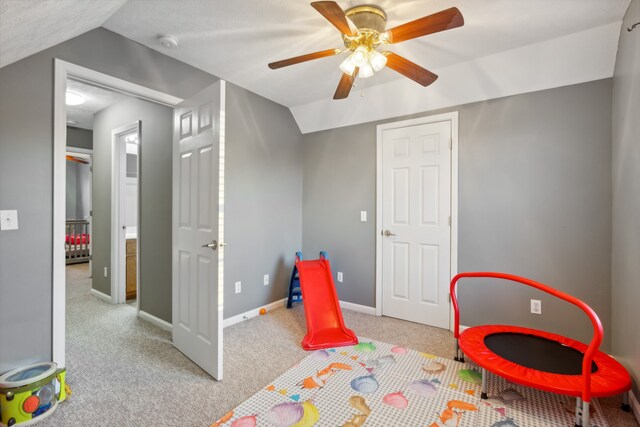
[126,239,137,300]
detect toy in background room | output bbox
[0,362,68,426]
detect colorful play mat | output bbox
[211,338,609,427]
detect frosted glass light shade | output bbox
[369,50,388,72]
[359,61,375,79]
[351,45,369,67]
[339,55,357,76]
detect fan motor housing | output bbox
[343,5,387,48]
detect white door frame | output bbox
[375,111,459,330]
[111,123,140,306]
[53,59,182,368]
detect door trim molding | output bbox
[53,59,183,368]
[374,111,459,328]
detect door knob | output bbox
[383,230,396,237]
[202,240,218,250]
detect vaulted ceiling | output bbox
[0,0,631,132]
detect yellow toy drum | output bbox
[0,362,67,426]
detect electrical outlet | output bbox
[235,281,242,294]
[530,299,542,315]
[103,267,108,278]
[337,272,343,283]
[360,211,367,222]
[263,274,269,286]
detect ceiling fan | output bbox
[268,1,464,100]
[66,155,89,165]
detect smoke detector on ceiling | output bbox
[158,34,178,49]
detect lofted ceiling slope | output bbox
[0,0,127,68]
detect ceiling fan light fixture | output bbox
[351,45,369,68]
[339,55,357,76]
[369,49,387,72]
[359,61,375,79]
[65,91,85,106]
[268,2,463,100]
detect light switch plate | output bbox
[263,274,269,286]
[360,211,367,222]
[337,272,343,283]
[0,210,18,230]
[235,281,242,294]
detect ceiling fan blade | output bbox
[333,67,359,99]
[268,48,341,69]
[66,155,89,164]
[381,7,463,44]
[311,1,359,36]
[383,53,438,87]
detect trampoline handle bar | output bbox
[449,272,604,403]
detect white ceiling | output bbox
[66,79,129,130]
[0,0,631,131]
[102,0,630,108]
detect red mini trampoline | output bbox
[450,272,631,426]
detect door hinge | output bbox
[449,138,452,149]
[90,166,93,172]
[448,216,451,227]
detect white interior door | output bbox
[381,120,451,328]
[172,81,225,379]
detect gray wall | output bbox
[67,126,93,150]
[303,79,613,349]
[303,129,376,307]
[224,83,303,318]
[612,0,640,396]
[0,27,216,373]
[91,98,174,323]
[65,161,91,220]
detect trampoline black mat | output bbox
[484,332,598,375]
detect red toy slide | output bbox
[295,253,358,350]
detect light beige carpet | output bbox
[37,264,636,426]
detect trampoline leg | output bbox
[480,368,488,399]
[454,341,465,362]
[582,401,590,427]
[621,392,631,412]
[574,397,583,427]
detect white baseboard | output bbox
[138,310,172,332]
[339,301,376,316]
[90,288,113,303]
[223,298,288,328]
[630,390,640,424]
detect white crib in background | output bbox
[65,220,90,264]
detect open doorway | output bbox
[54,60,225,381]
[64,78,144,314]
[53,60,184,370]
